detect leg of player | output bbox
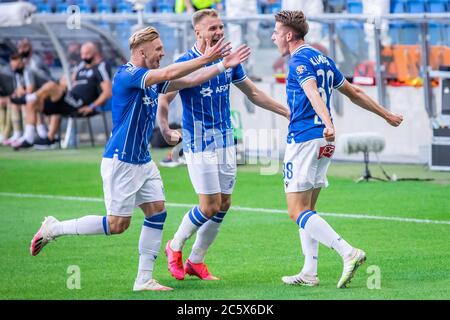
[282,189,320,286]
[165,193,219,280]
[186,193,231,280]
[134,201,173,291]
[29,214,128,256]
[289,190,366,288]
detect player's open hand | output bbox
[323,126,335,142]
[386,112,403,127]
[223,45,251,69]
[162,128,182,146]
[203,37,231,64]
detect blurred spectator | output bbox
[258,0,278,14]
[67,42,82,70]
[2,52,25,146]
[226,0,260,79]
[0,62,14,144]
[11,42,112,149]
[176,0,223,13]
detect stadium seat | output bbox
[97,3,113,13]
[117,2,134,13]
[429,23,446,45]
[157,0,175,13]
[347,0,363,14]
[326,0,346,12]
[428,0,448,12]
[390,0,407,13]
[268,2,282,13]
[407,0,427,13]
[37,3,51,13]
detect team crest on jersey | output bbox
[142,95,156,108]
[317,144,335,159]
[296,65,307,75]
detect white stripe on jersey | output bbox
[232,75,247,84]
[98,61,110,81]
[137,114,150,162]
[121,101,137,160]
[141,70,150,89]
[191,96,195,150]
[209,78,215,149]
[130,105,143,161]
[200,93,206,148]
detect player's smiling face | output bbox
[196,16,225,47]
[141,38,165,69]
[272,22,290,56]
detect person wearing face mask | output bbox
[10,41,113,149]
[28,26,251,292]
[11,39,55,150]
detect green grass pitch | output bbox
[0,146,449,300]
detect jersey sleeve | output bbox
[292,57,317,89]
[231,63,247,84]
[156,81,170,94]
[96,61,111,82]
[329,58,345,89]
[121,65,150,90]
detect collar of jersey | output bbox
[192,44,203,57]
[291,44,310,57]
[126,61,136,67]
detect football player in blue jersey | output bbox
[29,26,251,292]
[272,10,403,288]
[159,9,290,281]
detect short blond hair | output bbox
[128,26,160,51]
[192,9,219,27]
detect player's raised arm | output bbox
[234,78,290,119]
[337,80,403,127]
[302,79,335,142]
[157,91,182,145]
[165,44,251,92]
[145,37,231,87]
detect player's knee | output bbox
[200,203,221,217]
[220,197,231,212]
[108,218,130,234]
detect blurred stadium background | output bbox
[0,0,449,300]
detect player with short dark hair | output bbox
[272,10,403,288]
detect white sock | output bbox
[297,210,354,258]
[52,215,110,236]
[189,211,226,263]
[171,206,209,252]
[299,228,319,277]
[136,211,167,285]
[36,124,47,139]
[25,93,37,103]
[24,124,36,144]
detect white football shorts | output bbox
[185,145,237,195]
[101,155,165,216]
[283,138,335,193]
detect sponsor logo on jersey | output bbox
[200,87,213,97]
[317,144,335,159]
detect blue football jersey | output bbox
[176,44,247,152]
[103,62,170,164]
[286,44,345,143]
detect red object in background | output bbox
[353,60,376,86]
[274,73,286,84]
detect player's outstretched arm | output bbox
[338,80,403,127]
[303,79,335,142]
[157,91,182,145]
[235,78,290,119]
[145,38,231,88]
[166,45,251,92]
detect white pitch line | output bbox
[1,192,449,226]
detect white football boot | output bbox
[133,279,174,291]
[282,272,320,287]
[337,248,366,288]
[30,216,59,256]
